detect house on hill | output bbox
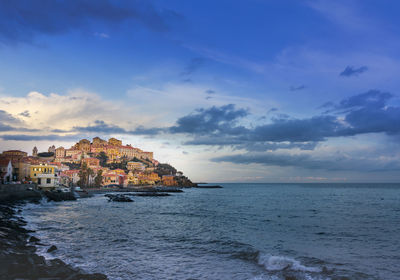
[0,159,13,183]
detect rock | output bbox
[29,236,40,243]
[47,245,58,253]
[195,185,223,188]
[132,192,170,197]
[105,194,133,202]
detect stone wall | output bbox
[0,184,41,202]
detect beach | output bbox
[0,200,108,280]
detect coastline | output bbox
[0,199,108,280]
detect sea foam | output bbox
[257,253,322,273]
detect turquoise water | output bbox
[21,183,400,279]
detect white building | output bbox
[0,159,13,183]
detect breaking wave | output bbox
[257,254,322,273]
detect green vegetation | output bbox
[96,151,108,167]
[37,152,54,157]
[77,162,94,188]
[63,162,80,170]
[94,169,103,187]
[155,163,177,177]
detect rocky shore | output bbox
[0,201,108,280]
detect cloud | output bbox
[0,0,180,45]
[166,90,400,152]
[267,108,278,114]
[0,110,20,124]
[74,120,126,134]
[0,109,38,132]
[19,110,30,117]
[94,32,110,39]
[289,85,306,91]
[74,120,166,135]
[0,134,81,142]
[340,66,368,77]
[212,152,400,172]
[170,104,248,134]
[181,57,206,76]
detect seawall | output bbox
[0,184,42,203]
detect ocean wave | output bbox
[257,254,322,273]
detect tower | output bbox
[32,146,38,157]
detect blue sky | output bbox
[0,0,400,182]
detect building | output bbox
[82,157,100,168]
[0,150,28,160]
[105,145,120,161]
[108,137,122,146]
[162,175,176,186]
[17,160,32,182]
[0,159,13,183]
[92,137,107,146]
[60,170,80,185]
[76,139,91,152]
[48,145,56,154]
[30,164,59,190]
[32,146,38,157]
[55,147,66,158]
[127,161,145,171]
[103,172,124,186]
[141,152,153,161]
[126,171,139,186]
[119,145,135,159]
[65,149,82,160]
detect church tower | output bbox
[32,146,38,157]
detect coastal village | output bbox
[0,137,194,190]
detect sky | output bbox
[0,0,400,183]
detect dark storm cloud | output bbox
[0,0,180,45]
[340,66,368,77]
[169,104,249,134]
[180,58,206,76]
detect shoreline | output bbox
[0,199,108,280]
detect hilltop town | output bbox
[0,137,195,190]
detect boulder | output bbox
[47,245,57,253]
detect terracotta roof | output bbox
[0,159,11,167]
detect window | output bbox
[46,178,51,184]
[38,178,41,184]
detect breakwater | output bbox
[0,184,42,203]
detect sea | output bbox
[19,183,400,280]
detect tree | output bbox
[94,169,103,187]
[96,152,108,167]
[78,162,92,187]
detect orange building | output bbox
[92,137,107,146]
[162,175,176,186]
[82,157,100,168]
[55,147,66,158]
[108,137,122,147]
